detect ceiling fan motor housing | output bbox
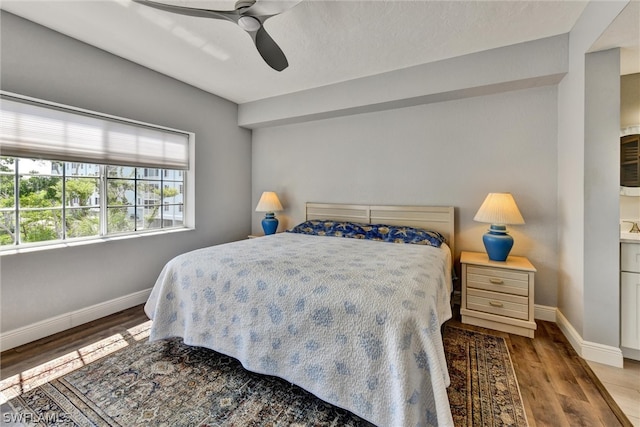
[238,15,261,31]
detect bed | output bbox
[145,203,456,426]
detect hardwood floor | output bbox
[0,305,149,381]
[1,305,634,426]
[587,359,640,426]
[445,314,634,427]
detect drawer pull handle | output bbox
[489,278,504,284]
[489,301,504,308]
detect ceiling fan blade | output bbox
[133,0,295,71]
[254,25,288,71]
[132,0,234,22]
[243,0,303,17]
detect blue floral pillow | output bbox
[288,220,367,239]
[288,220,445,247]
[361,224,445,247]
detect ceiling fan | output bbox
[132,0,301,71]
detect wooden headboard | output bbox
[305,203,455,255]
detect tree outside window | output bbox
[0,157,184,247]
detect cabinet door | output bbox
[621,243,640,273]
[621,272,640,350]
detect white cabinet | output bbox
[621,242,640,360]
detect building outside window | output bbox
[0,158,185,246]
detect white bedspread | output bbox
[145,232,454,426]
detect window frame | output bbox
[0,92,195,253]
[0,158,192,250]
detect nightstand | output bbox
[460,251,537,338]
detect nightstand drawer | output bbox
[466,265,529,296]
[466,288,529,320]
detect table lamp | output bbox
[473,192,525,261]
[255,191,283,235]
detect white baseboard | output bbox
[556,309,624,368]
[534,304,557,322]
[0,288,151,352]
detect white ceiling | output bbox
[1,1,637,104]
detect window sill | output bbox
[0,227,194,256]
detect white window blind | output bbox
[0,93,190,170]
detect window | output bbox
[0,92,192,249]
[0,158,185,246]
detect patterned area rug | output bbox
[1,323,527,426]
[444,326,528,427]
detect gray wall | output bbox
[248,34,568,309]
[252,85,560,307]
[0,12,252,332]
[557,1,628,348]
[584,48,621,348]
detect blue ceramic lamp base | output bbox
[482,224,514,262]
[261,212,279,235]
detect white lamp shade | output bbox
[255,191,283,213]
[473,193,525,225]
